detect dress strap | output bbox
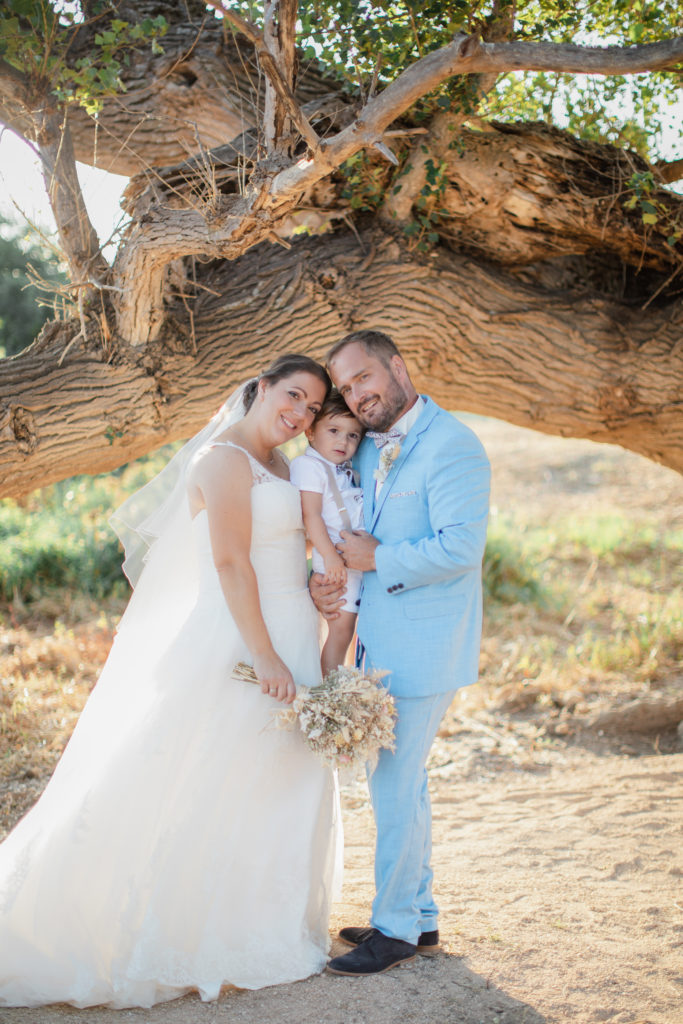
[209,441,279,485]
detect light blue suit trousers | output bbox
[355,398,490,943]
[368,691,455,943]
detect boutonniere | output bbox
[373,441,402,485]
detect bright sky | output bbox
[0,130,128,252]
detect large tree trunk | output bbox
[1,2,681,497]
[2,229,680,497]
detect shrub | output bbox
[0,445,178,603]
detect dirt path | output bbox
[1,748,681,1024]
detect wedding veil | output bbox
[110,381,251,588]
[0,384,254,850]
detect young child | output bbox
[289,391,364,675]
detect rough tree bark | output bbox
[2,228,681,498]
[0,3,682,496]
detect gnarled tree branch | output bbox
[2,228,681,497]
[35,105,110,290]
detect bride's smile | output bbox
[257,373,327,446]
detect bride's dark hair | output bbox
[242,354,331,411]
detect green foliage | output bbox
[295,1,514,119]
[482,1,683,160]
[0,1,167,113]
[623,170,683,243]
[0,445,177,602]
[0,216,67,358]
[340,151,394,210]
[407,152,450,251]
[483,529,546,606]
[294,0,683,160]
[5,1,680,154]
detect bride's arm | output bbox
[188,446,296,704]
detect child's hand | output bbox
[323,551,347,586]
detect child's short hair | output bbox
[314,389,363,427]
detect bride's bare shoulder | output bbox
[187,441,253,514]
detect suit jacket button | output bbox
[397,583,404,589]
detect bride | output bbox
[0,353,342,1009]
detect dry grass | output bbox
[451,417,683,762]
[0,597,124,833]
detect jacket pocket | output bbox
[402,594,459,620]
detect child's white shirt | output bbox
[289,447,364,544]
[290,448,365,613]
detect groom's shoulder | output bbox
[421,399,488,456]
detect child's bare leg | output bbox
[321,611,357,675]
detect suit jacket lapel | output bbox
[356,438,378,530]
[368,399,438,532]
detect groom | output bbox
[314,330,490,976]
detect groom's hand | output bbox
[337,530,379,572]
[309,572,345,621]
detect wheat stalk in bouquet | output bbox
[232,662,396,773]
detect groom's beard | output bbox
[357,375,409,432]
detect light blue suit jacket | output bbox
[355,398,490,697]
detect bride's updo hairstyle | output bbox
[242,354,331,412]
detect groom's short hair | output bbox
[326,330,401,369]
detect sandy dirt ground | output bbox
[1,421,681,1024]
[2,748,681,1024]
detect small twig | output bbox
[267,231,292,249]
[176,284,197,354]
[205,0,320,152]
[352,53,367,105]
[384,127,429,137]
[160,18,206,81]
[188,280,222,297]
[57,330,84,366]
[408,8,423,57]
[67,278,125,293]
[58,289,87,366]
[371,140,399,165]
[641,260,683,311]
[368,54,382,100]
[339,211,367,252]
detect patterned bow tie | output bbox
[367,428,404,449]
[336,460,354,479]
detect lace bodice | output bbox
[208,441,288,485]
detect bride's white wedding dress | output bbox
[0,447,341,1008]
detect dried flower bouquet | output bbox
[232,662,396,773]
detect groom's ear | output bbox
[390,354,409,383]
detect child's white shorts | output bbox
[312,551,363,614]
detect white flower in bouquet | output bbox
[232,662,396,773]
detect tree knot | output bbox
[9,407,38,454]
[598,380,639,416]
